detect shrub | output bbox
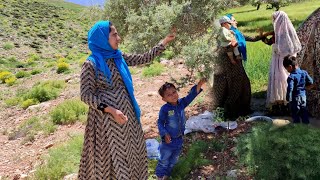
[3,42,14,50]
[57,62,70,74]
[129,67,138,75]
[4,97,20,107]
[28,53,40,61]
[15,71,31,78]
[5,76,16,86]
[237,123,320,179]
[171,140,216,179]
[31,69,42,75]
[34,135,83,180]
[0,71,13,83]
[20,80,65,109]
[10,116,57,144]
[21,99,38,109]
[162,49,175,60]
[78,55,88,67]
[142,61,165,77]
[50,99,88,124]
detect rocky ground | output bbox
[0,58,212,179]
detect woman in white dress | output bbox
[262,11,302,115]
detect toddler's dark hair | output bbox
[158,82,176,97]
[283,55,297,68]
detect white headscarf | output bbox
[272,11,302,55]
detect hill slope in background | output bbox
[0,0,90,60]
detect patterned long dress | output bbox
[78,44,165,179]
[212,47,251,119]
[212,35,261,119]
[294,7,320,118]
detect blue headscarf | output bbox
[87,21,141,123]
[226,14,248,61]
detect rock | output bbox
[147,91,158,97]
[24,142,33,146]
[27,102,51,112]
[20,174,28,179]
[45,143,54,149]
[160,59,169,65]
[142,125,151,133]
[64,173,78,180]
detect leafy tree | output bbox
[104,0,238,78]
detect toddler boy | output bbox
[219,16,241,64]
[283,55,313,124]
[155,79,206,179]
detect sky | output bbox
[64,0,105,7]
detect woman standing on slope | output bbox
[78,21,175,179]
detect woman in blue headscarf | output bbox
[211,14,263,119]
[226,13,264,61]
[78,21,175,179]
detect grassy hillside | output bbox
[224,0,319,95]
[0,0,91,60]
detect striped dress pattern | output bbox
[78,44,165,180]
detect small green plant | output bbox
[214,107,225,123]
[0,71,13,83]
[162,49,175,60]
[171,140,213,179]
[31,69,42,75]
[57,62,70,74]
[148,159,158,179]
[142,61,165,77]
[3,42,14,50]
[34,134,83,180]
[21,99,38,109]
[15,71,31,78]
[28,53,40,61]
[9,116,56,143]
[18,80,65,109]
[78,55,88,66]
[129,67,139,75]
[50,99,88,124]
[4,97,20,107]
[5,76,16,86]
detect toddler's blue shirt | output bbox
[286,68,313,102]
[157,85,202,138]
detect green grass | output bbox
[3,42,14,50]
[8,116,56,143]
[33,134,83,180]
[50,99,88,125]
[224,1,319,95]
[142,61,166,77]
[171,140,223,179]
[237,123,320,179]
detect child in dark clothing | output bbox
[155,79,206,180]
[283,55,314,124]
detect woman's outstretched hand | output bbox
[104,106,128,125]
[161,27,176,46]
